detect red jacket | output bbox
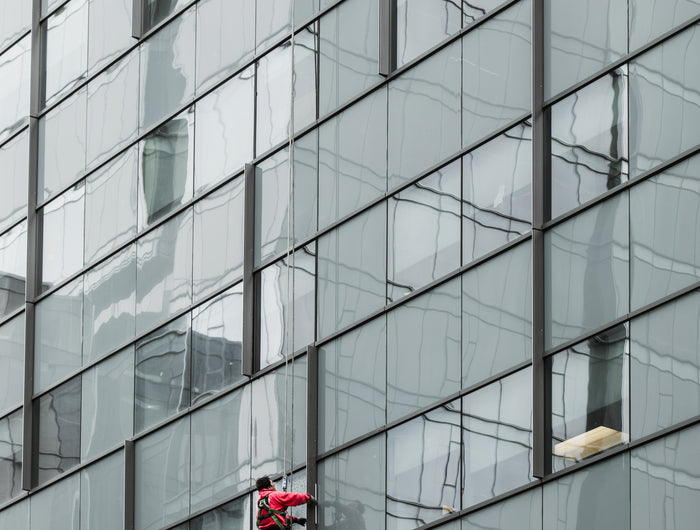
[257,489,311,529]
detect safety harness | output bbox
[256,495,291,529]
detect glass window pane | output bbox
[0,314,24,417]
[191,284,244,404]
[135,208,192,335]
[0,220,26,318]
[462,241,532,388]
[293,130,318,243]
[550,326,629,472]
[134,314,191,433]
[84,146,138,265]
[86,49,139,169]
[630,24,700,177]
[630,153,700,310]
[255,148,291,265]
[551,69,629,219]
[542,453,630,530]
[30,472,80,530]
[138,108,194,229]
[387,401,461,529]
[0,409,22,504]
[190,495,251,530]
[38,87,87,203]
[0,128,28,233]
[194,67,253,194]
[44,0,88,106]
[195,0,254,93]
[397,0,461,67]
[388,162,460,300]
[317,203,386,338]
[35,277,83,393]
[139,7,195,132]
[83,246,136,363]
[462,367,533,508]
[462,0,506,27]
[135,416,190,530]
[251,357,307,478]
[462,487,542,530]
[631,292,700,439]
[631,423,700,530]
[319,316,386,452]
[193,177,244,302]
[0,36,30,143]
[256,42,292,155]
[389,40,461,190]
[87,0,132,72]
[630,0,700,50]
[37,376,81,485]
[463,122,532,263]
[80,451,124,530]
[319,0,381,116]
[318,435,385,529]
[387,280,460,422]
[141,0,190,33]
[255,0,315,53]
[294,25,318,133]
[81,348,134,459]
[41,184,84,290]
[545,193,629,349]
[0,497,28,528]
[462,1,531,148]
[318,87,386,230]
[191,385,252,512]
[0,0,31,52]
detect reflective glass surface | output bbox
[138,108,194,229]
[37,376,81,484]
[190,495,251,530]
[34,277,83,393]
[256,42,292,154]
[193,177,245,302]
[317,203,386,338]
[0,314,24,417]
[630,0,700,50]
[0,0,30,52]
[542,453,630,530]
[30,471,80,530]
[81,347,133,459]
[463,241,532,388]
[87,0,132,72]
[135,208,192,335]
[389,40,461,190]
[462,1,531,148]
[462,0,508,27]
[630,153,700,310]
[388,161,460,300]
[134,315,191,433]
[630,24,700,176]
[396,0,461,66]
[41,183,84,289]
[550,326,629,471]
[319,87,387,229]
[194,67,253,194]
[631,424,700,530]
[545,0,626,98]
[256,0,316,53]
[319,316,386,452]
[387,280,461,422]
[631,292,700,439]
[387,401,461,528]
[80,452,124,530]
[141,0,190,33]
[463,122,531,264]
[0,129,28,233]
[84,146,138,264]
[38,87,87,203]
[551,69,629,219]
[86,49,140,169]
[191,385,252,512]
[463,367,533,507]
[0,409,22,504]
[255,148,291,265]
[462,487,542,530]
[293,130,318,242]
[318,435,385,529]
[546,193,629,348]
[0,221,26,318]
[294,26,318,133]
[139,7,195,132]
[83,246,136,363]
[195,0,254,93]
[319,0,381,116]
[44,0,88,106]
[0,36,30,142]
[0,500,28,529]
[191,284,244,403]
[135,416,190,530]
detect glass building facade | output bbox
[0,0,699,528]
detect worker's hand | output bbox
[295,518,307,526]
[307,495,318,506]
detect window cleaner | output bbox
[255,476,317,529]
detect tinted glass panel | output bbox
[0,129,28,233]
[0,36,30,142]
[256,42,291,154]
[80,451,124,530]
[30,472,80,530]
[293,130,318,242]
[256,0,315,53]
[88,0,132,72]
[190,495,251,530]
[462,487,542,530]
[0,0,30,52]
[294,25,318,133]
[0,409,22,504]
[0,500,29,529]
[630,0,700,50]
[141,0,189,33]
[0,314,24,417]
[462,0,507,26]
[0,221,26,318]
[255,148,291,265]
[42,184,84,289]
[396,0,461,66]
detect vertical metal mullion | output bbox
[124,440,135,530]
[242,163,256,376]
[306,344,319,530]
[379,0,396,76]
[131,0,143,39]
